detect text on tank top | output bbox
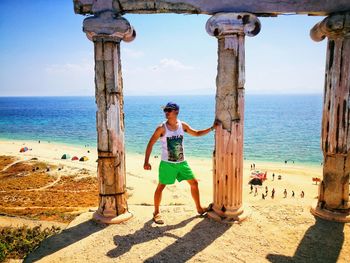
[161,120,185,163]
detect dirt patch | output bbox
[0,190,98,208]
[0,156,18,171]
[0,207,80,223]
[48,176,97,192]
[0,172,56,191]
[0,159,57,179]
[0,158,98,223]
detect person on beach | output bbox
[250,184,253,193]
[144,102,217,224]
[272,173,275,181]
[300,191,305,198]
[283,189,287,198]
[291,191,295,198]
[271,188,275,199]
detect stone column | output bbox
[310,12,350,223]
[83,11,135,224]
[206,13,261,222]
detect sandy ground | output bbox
[0,215,67,229]
[1,139,349,262]
[24,206,350,263]
[0,139,323,207]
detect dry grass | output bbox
[0,207,79,223]
[0,158,56,179]
[0,156,98,223]
[0,172,56,191]
[0,156,18,171]
[0,190,98,208]
[49,176,97,192]
[0,225,61,261]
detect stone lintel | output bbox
[73,0,350,16]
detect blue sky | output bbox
[0,0,327,96]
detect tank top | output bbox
[161,120,185,163]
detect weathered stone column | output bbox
[310,12,350,223]
[83,11,135,224]
[206,13,261,222]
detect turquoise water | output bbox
[0,95,323,165]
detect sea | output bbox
[0,95,323,166]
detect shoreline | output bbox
[0,137,323,170]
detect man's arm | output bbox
[182,121,217,137]
[144,125,164,170]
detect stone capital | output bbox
[206,13,260,49]
[310,12,350,41]
[83,11,135,42]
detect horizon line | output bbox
[0,93,323,98]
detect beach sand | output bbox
[0,139,323,206]
[1,139,349,262]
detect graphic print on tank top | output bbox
[167,135,184,162]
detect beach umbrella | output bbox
[79,156,89,162]
[61,154,71,159]
[249,178,262,186]
[20,147,28,153]
[71,156,79,161]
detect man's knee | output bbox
[188,179,198,187]
[156,184,166,192]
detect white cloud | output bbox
[123,57,195,76]
[150,58,194,72]
[45,60,93,75]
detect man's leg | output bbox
[187,179,206,214]
[154,183,166,215]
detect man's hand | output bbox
[144,125,164,171]
[212,120,220,130]
[144,162,152,170]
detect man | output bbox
[144,102,217,224]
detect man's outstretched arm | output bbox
[144,125,163,170]
[182,121,218,137]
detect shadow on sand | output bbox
[24,219,106,262]
[107,216,231,262]
[266,217,345,263]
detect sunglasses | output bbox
[163,108,174,113]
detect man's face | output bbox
[164,108,178,119]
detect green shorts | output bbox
[158,160,195,185]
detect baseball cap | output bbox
[161,102,179,111]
